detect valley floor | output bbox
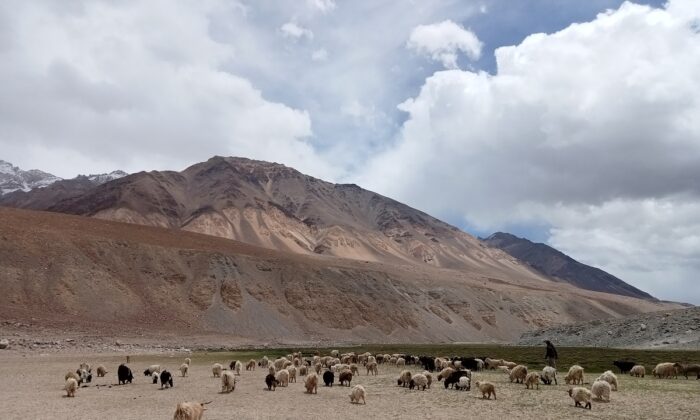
[1,350,699,419]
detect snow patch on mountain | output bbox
[0,160,62,195]
[0,160,128,195]
[86,170,128,185]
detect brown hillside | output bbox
[17,156,519,271]
[0,207,678,344]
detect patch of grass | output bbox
[193,344,700,373]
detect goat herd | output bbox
[62,351,700,419]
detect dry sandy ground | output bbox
[0,353,699,420]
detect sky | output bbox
[1,0,699,304]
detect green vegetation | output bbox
[192,344,700,374]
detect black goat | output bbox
[323,370,335,387]
[160,370,173,389]
[452,357,480,371]
[612,360,636,374]
[418,356,436,372]
[444,370,470,389]
[118,364,133,385]
[265,373,278,391]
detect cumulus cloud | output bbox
[407,20,482,68]
[0,1,484,181]
[280,21,314,40]
[362,0,700,302]
[0,1,335,180]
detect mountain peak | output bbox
[0,159,62,195]
[1,159,131,197]
[84,170,128,185]
[191,156,306,182]
[0,159,15,173]
[482,232,654,300]
[483,232,519,242]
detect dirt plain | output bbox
[1,350,699,420]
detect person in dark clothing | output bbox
[544,340,558,368]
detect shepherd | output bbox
[544,340,558,368]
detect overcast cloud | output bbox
[1,0,698,303]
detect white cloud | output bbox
[407,20,482,68]
[0,0,484,181]
[280,21,314,40]
[362,0,700,302]
[546,198,700,304]
[308,0,336,14]
[311,48,328,61]
[212,1,484,169]
[0,1,336,180]
[341,100,381,126]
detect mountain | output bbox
[482,232,654,300]
[1,156,653,304]
[0,169,127,208]
[86,170,128,184]
[4,156,531,272]
[0,160,61,195]
[0,207,678,344]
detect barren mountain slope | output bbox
[483,232,653,300]
[0,171,127,208]
[0,207,678,344]
[1,177,98,209]
[12,156,535,274]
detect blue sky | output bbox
[1,0,699,303]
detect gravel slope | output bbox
[519,307,700,349]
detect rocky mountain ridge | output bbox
[482,232,653,300]
[0,163,127,207]
[0,160,61,195]
[0,159,127,195]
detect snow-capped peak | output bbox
[85,170,128,185]
[0,160,129,196]
[0,160,17,175]
[0,160,62,195]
